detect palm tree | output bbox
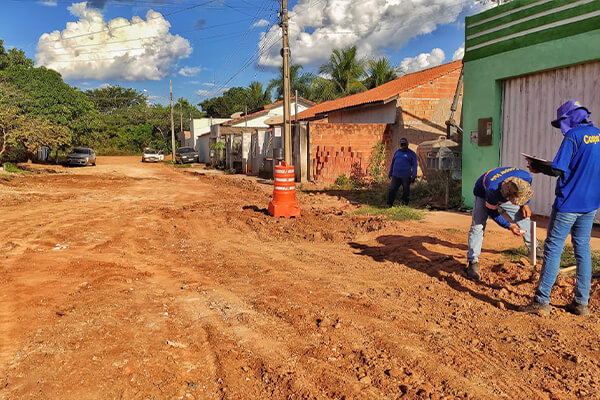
[364,57,398,89]
[246,81,271,110]
[313,46,367,102]
[268,64,315,101]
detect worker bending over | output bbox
[467,167,536,281]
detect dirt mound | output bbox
[2,157,600,399]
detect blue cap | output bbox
[400,137,408,144]
[551,100,589,128]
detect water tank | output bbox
[416,136,461,180]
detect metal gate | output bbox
[501,60,600,218]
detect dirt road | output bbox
[1,157,599,400]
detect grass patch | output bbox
[502,244,600,273]
[173,163,192,168]
[2,162,26,173]
[354,205,424,221]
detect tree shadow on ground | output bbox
[349,234,522,310]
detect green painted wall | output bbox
[462,26,600,207]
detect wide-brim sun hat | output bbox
[551,100,590,128]
[501,177,534,206]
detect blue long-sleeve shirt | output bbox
[389,149,417,178]
[473,167,532,229]
[551,124,600,212]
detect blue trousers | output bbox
[388,176,410,206]
[534,208,596,305]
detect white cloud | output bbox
[258,0,491,68]
[196,86,226,97]
[252,19,269,28]
[452,43,465,61]
[178,66,202,77]
[39,1,57,6]
[399,48,446,74]
[35,2,192,81]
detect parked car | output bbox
[175,147,198,164]
[141,148,164,163]
[66,147,96,166]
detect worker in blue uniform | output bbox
[387,137,418,207]
[466,167,536,281]
[523,100,600,316]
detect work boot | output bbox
[466,261,481,281]
[521,300,550,316]
[566,301,589,316]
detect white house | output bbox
[182,118,229,163]
[210,97,315,174]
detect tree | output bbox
[313,46,367,102]
[246,81,271,111]
[0,40,34,70]
[268,64,315,101]
[85,86,146,114]
[0,104,26,163]
[199,86,254,118]
[0,82,70,162]
[175,97,205,132]
[364,57,398,89]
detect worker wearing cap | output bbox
[523,100,600,316]
[387,137,418,207]
[466,167,536,281]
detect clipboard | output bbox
[521,153,551,166]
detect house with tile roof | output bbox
[209,97,314,173]
[269,61,463,183]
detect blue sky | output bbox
[0,0,493,107]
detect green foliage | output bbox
[210,141,225,150]
[354,205,424,221]
[334,174,353,188]
[224,168,237,175]
[199,82,272,118]
[502,245,600,273]
[268,64,315,101]
[364,57,398,89]
[2,162,25,173]
[0,40,34,70]
[366,141,387,183]
[313,46,367,102]
[410,173,463,209]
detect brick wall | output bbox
[310,122,392,184]
[392,68,463,147]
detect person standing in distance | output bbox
[523,100,600,316]
[387,137,418,207]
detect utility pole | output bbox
[281,0,292,165]
[179,102,183,137]
[170,80,176,161]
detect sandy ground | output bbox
[1,156,600,400]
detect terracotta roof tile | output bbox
[295,60,462,121]
[224,96,315,126]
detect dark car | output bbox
[66,148,96,166]
[175,147,198,164]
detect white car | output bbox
[142,148,164,163]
